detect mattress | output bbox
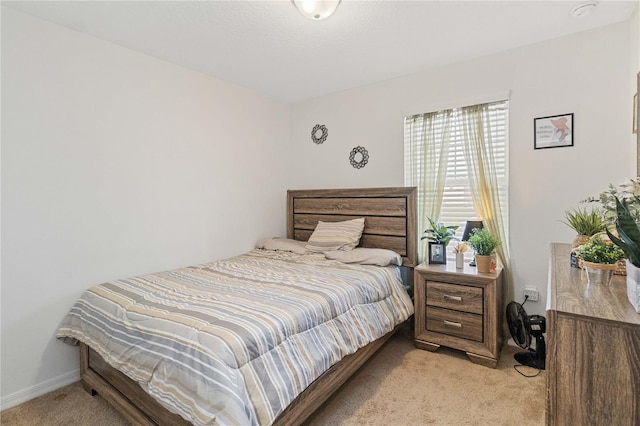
[57,249,413,425]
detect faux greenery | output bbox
[583,178,640,227]
[421,217,458,245]
[576,235,625,264]
[607,196,640,267]
[467,228,500,256]
[561,207,605,236]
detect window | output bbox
[404,100,509,261]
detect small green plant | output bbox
[576,235,625,264]
[561,207,605,236]
[421,217,458,245]
[467,228,500,256]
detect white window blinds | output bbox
[404,100,509,258]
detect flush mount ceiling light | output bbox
[570,1,598,18]
[292,0,341,20]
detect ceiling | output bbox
[4,0,637,103]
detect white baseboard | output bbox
[0,369,80,411]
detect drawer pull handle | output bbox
[444,294,462,302]
[443,320,462,328]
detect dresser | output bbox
[546,243,640,425]
[414,262,503,368]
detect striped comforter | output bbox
[57,249,413,425]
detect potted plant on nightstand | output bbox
[422,217,458,265]
[467,228,500,273]
[576,235,625,285]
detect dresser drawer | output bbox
[426,306,483,342]
[426,281,483,314]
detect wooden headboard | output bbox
[287,187,417,267]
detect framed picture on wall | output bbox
[534,113,574,149]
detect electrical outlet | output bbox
[523,287,539,302]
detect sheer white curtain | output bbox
[404,110,452,263]
[460,103,513,330]
[405,100,511,336]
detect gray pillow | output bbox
[324,248,402,266]
[305,218,365,252]
[255,238,309,254]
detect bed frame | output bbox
[79,187,417,425]
[287,187,416,268]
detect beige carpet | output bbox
[1,324,545,425]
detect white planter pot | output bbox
[625,260,640,313]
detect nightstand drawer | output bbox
[426,281,483,314]
[426,306,483,342]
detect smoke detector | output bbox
[571,2,598,18]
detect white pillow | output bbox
[305,218,365,252]
[255,238,309,254]
[324,248,402,266]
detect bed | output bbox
[57,187,417,425]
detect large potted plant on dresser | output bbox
[607,196,640,312]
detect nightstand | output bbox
[414,262,503,368]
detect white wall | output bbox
[1,3,637,410]
[1,8,291,407]
[635,1,640,79]
[289,21,633,317]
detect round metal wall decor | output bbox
[349,146,369,169]
[311,124,328,144]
